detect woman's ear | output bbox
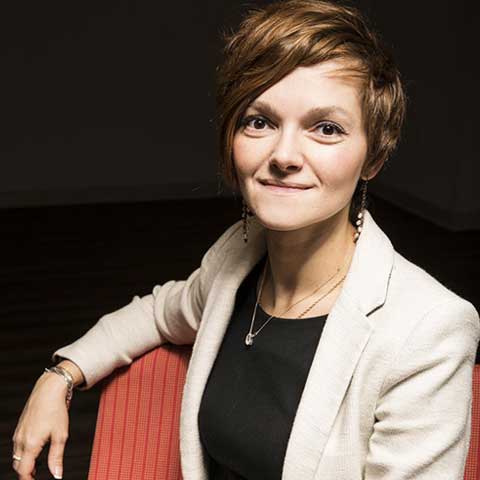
[362,158,386,181]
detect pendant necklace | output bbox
[245,257,348,347]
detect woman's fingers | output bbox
[12,441,23,463]
[12,431,67,480]
[48,432,68,479]
[12,372,70,479]
[13,441,42,480]
[12,446,24,475]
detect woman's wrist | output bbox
[44,365,75,409]
[55,359,86,388]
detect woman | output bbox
[12,1,480,479]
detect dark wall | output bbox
[355,0,480,230]
[2,1,218,206]
[2,1,479,230]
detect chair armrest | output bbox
[88,343,192,480]
[465,364,480,480]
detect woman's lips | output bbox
[260,182,312,194]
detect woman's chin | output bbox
[252,211,308,232]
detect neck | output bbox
[259,209,357,316]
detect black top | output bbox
[198,254,328,480]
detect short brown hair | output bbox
[215,0,407,209]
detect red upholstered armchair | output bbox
[88,344,480,480]
[88,344,191,480]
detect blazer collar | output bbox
[338,209,394,316]
[179,210,395,480]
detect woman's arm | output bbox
[12,219,242,479]
[364,299,480,479]
[52,219,241,389]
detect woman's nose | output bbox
[269,129,304,172]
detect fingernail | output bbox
[54,466,63,479]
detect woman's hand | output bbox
[12,360,85,480]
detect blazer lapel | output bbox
[179,211,395,480]
[282,211,395,480]
[179,218,267,479]
[281,295,373,480]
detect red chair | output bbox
[88,344,191,480]
[466,366,480,479]
[88,345,480,480]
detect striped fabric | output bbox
[465,365,480,480]
[88,347,480,480]
[88,344,192,480]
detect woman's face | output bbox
[233,59,370,232]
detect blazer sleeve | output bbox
[364,298,480,479]
[52,220,242,390]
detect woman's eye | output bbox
[316,122,344,137]
[242,115,270,131]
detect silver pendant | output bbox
[245,332,254,346]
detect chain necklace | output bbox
[245,257,348,347]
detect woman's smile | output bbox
[259,180,314,195]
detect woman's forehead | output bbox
[250,60,364,121]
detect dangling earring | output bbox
[354,178,368,243]
[242,199,250,243]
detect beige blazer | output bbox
[55,210,480,479]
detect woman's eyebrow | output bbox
[248,100,354,127]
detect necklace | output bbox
[244,257,348,347]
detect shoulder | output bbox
[201,219,243,259]
[390,248,478,319]
[374,246,480,363]
[203,216,265,261]
[358,214,480,365]
[197,218,252,282]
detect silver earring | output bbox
[242,199,250,243]
[354,179,368,243]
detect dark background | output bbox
[2,1,479,478]
[2,0,479,229]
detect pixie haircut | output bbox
[215,0,407,219]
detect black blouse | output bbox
[198,254,328,480]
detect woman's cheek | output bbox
[233,135,250,167]
[314,144,365,186]
[234,136,270,174]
